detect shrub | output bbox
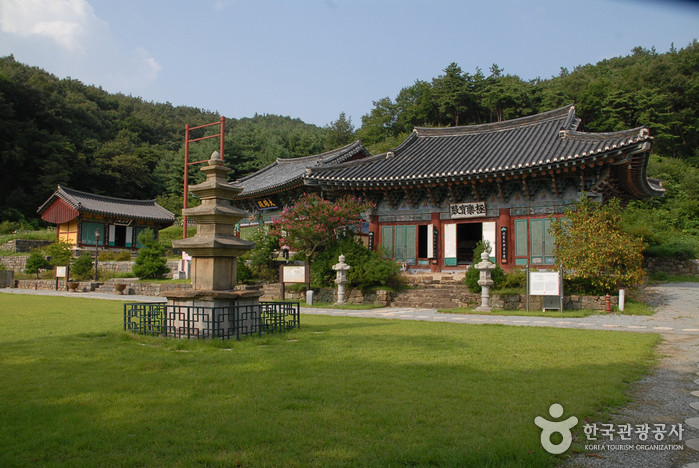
[498,268,527,290]
[311,236,400,290]
[156,225,197,253]
[98,250,132,261]
[239,227,280,282]
[0,220,21,235]
[24,250,51,279]
[551,197,646,293]
[71,254,94,280]
[464,240,505,293]
[643,239,698,260]
[45,239,74,266]
[237,261,254,283]
[133,229,169,279]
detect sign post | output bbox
[279,264,310,301]
[527,269,563,312]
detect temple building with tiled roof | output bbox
[231,140,371,237]
[38,185,176,250]
[234,105,664,272]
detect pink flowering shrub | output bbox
[269,193,373,262]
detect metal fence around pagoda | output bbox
[124,301,300,340]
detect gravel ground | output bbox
[561,282,699,468]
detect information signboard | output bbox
[529,271,559,296]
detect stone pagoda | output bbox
[164,151,260,334]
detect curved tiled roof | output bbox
[304,106,663,198]
[37,185,176,224]
[233,140,370,198]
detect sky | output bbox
[0,0,698,128]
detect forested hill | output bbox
[0,55,331,225]
[357,42,699,164]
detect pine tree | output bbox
[132,229,169,279]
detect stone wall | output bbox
[0,256,27,272]
[643,257,699,277]
[493,293,618,311]
[12,279,193,295]
[0,257,181,278]
[0,239,53,253]
[8,276,618,310]
[260,283,395,306]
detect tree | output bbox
[132,229,169,279]
[432,63,471,126]
[24,251,50,279]
[70,254,93,280]
[240,227,282,281]
[269,193,373,263]
[45,239,74,266]
[550,197,646,294]
[324,112,355,149]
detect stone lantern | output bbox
[474,250,496,312]
[332,254,351,305]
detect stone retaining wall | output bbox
[0,239,53,253]
[643,257,699,277]
[0,256,27,272]
[0,258,181,278]
[261,281,617,311]
[12,279,193,295]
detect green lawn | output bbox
[439,299,654,317]
[0,294,659,467]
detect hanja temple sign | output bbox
[450,202,486,219]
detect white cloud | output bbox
[0,0,97,51]
[0,0,161,94]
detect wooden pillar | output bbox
[498,208,512,272]
[369,215,379,251]
[431,212,442,273]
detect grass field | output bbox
[438,298,653,318]
[0,294,660,467]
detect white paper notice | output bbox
[529,272,560,296]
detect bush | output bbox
[237,261,254,283]
[133,229,169,279]
[498,268,527,290]
[551,197,646,293]
[464,240,505,293]
[0,220,21,235]
[239,227,280,282]
[643,238,698,260]
[311,236,400,290]
[156,225,197,253]
[45,239,74,266]
[24,251,50,278]
[71,254,94,280]
[98,250,132,261]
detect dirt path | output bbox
[563,282,699,468]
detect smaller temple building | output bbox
[37,185,176,250]
[231,140,371,239]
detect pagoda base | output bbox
[163,289,264,339]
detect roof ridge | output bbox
[414,105,574,137]
[306,153,385,176]
[562,126,650,141]
[58,185,158,204]
[235,140,366,184]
